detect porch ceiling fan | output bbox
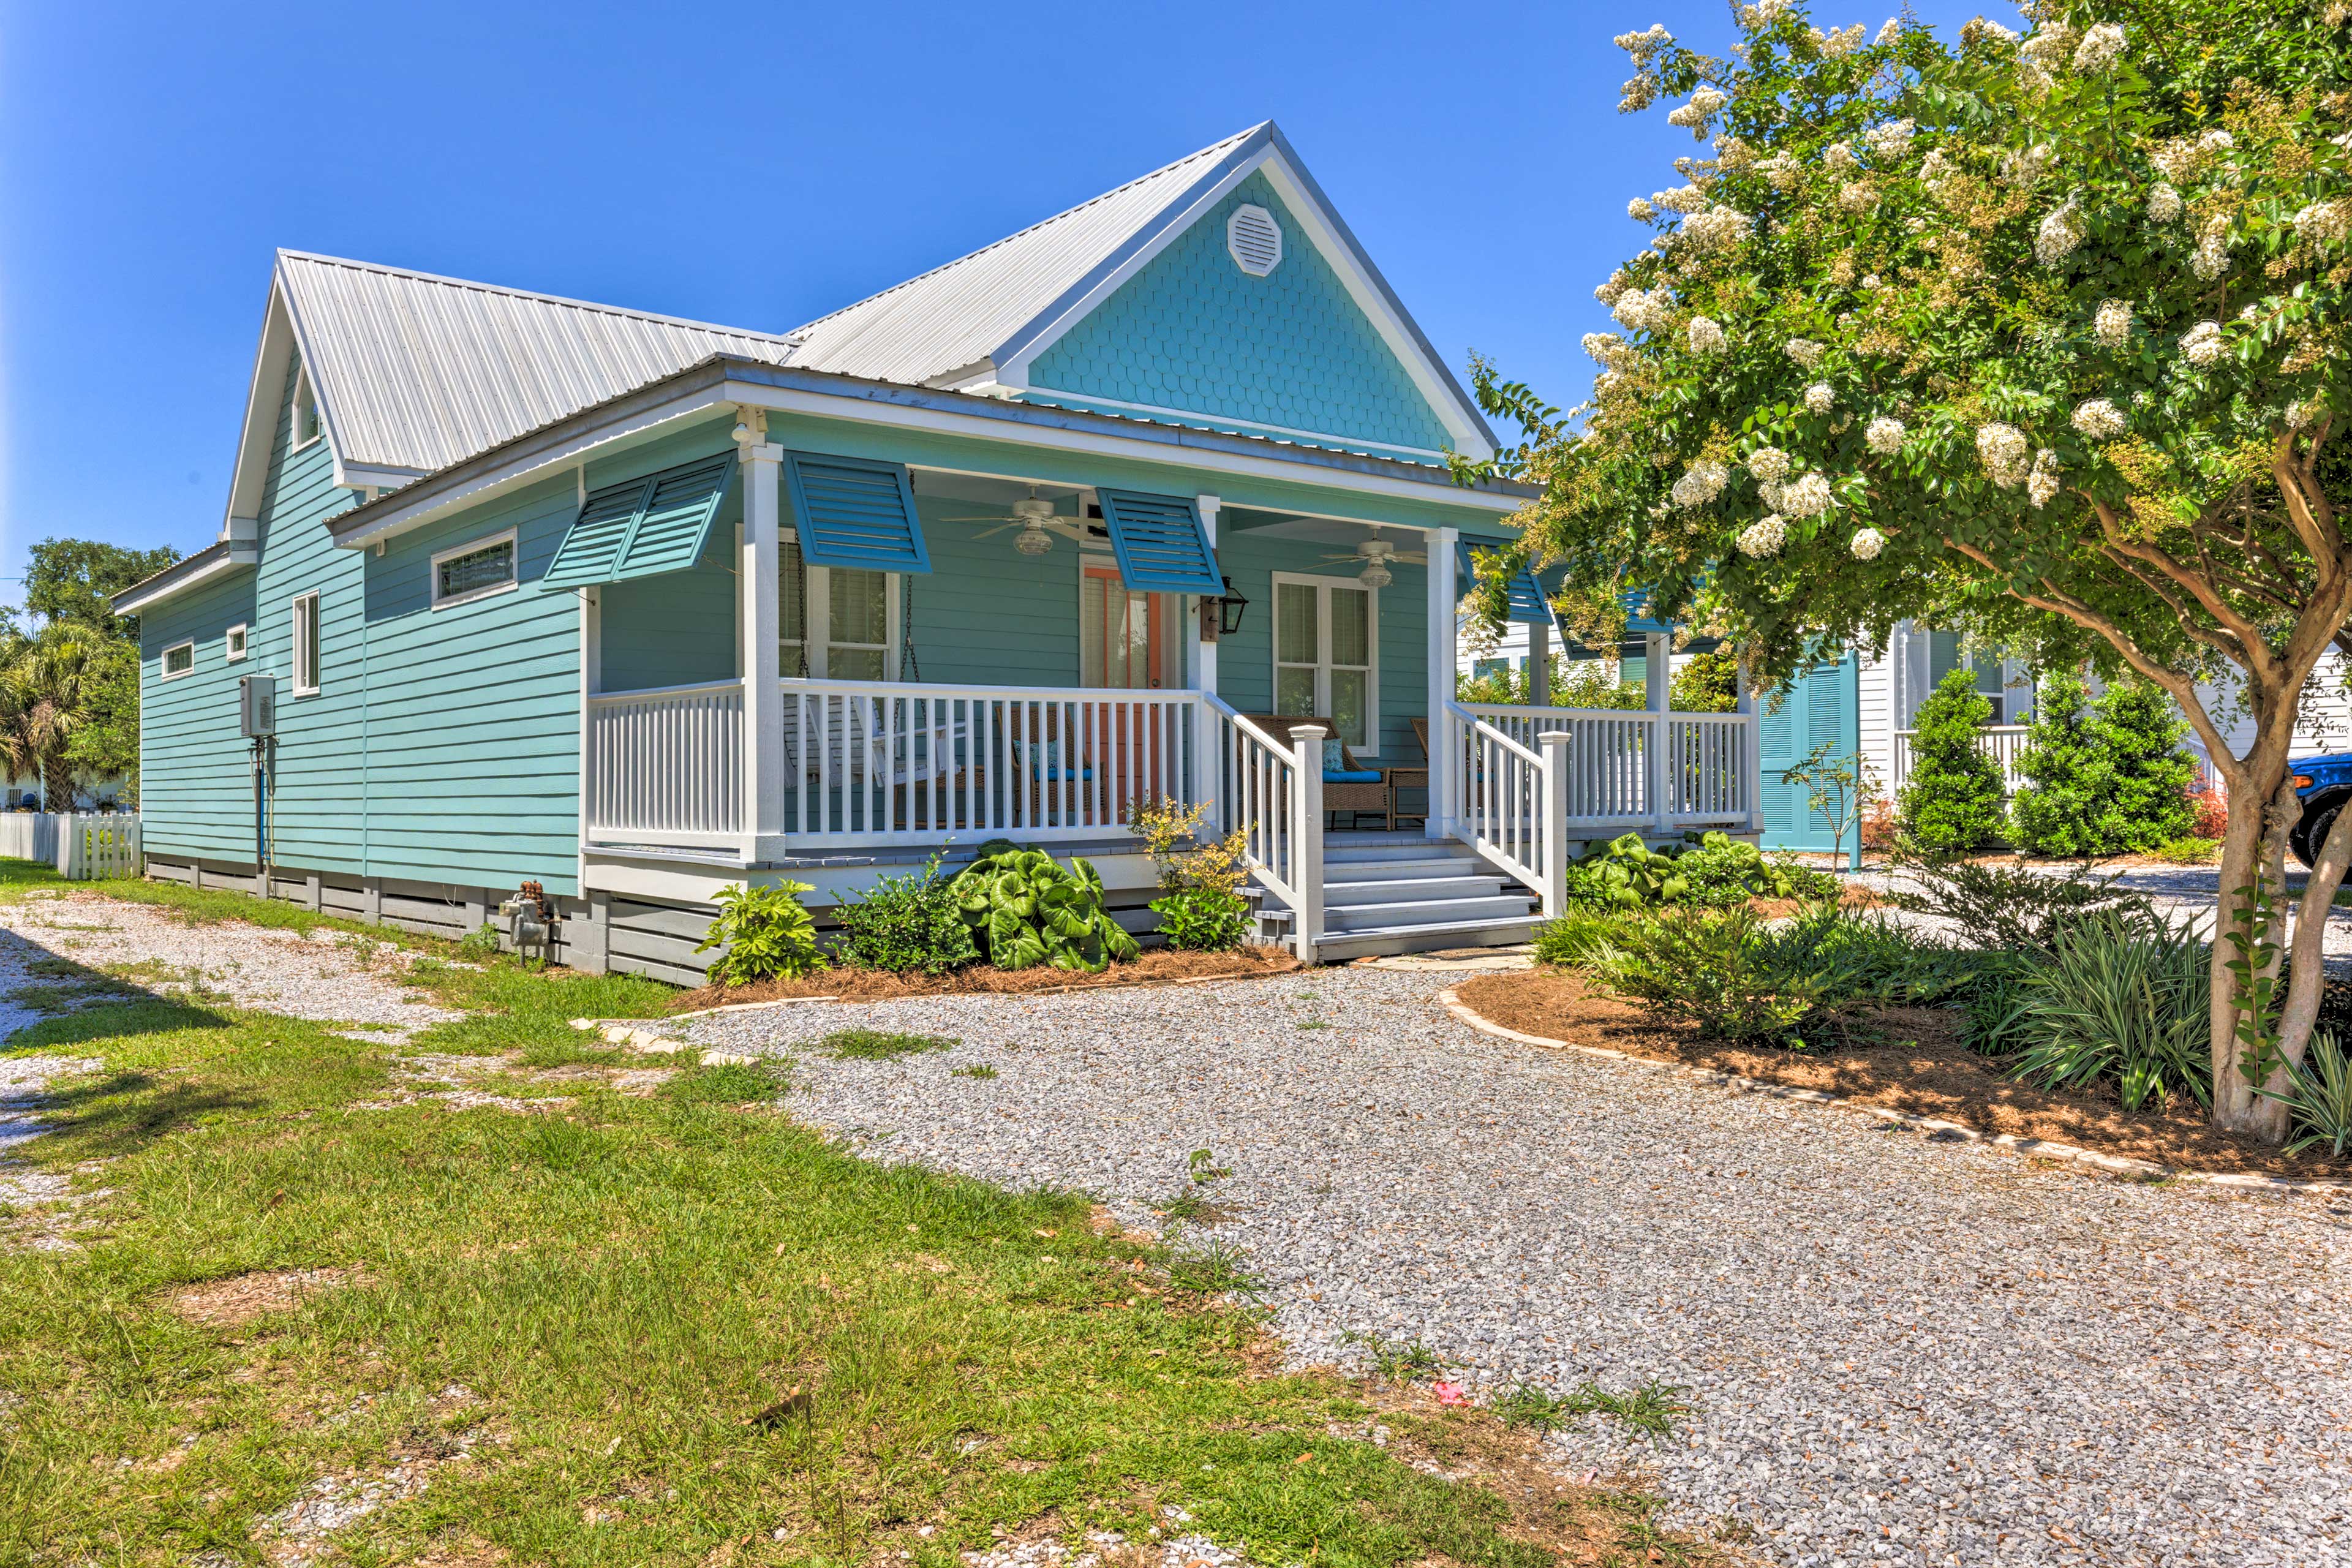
[1317,525,1425,588]
[939,488,1091,556]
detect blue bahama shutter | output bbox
[541,452,735,589]
[785,452,932,574]
[1096,489,1223,595]
[1454,541,1555,627]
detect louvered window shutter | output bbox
[784,453,932,574]
[540,453,736,589]
[1095,490,1223,595]
[1454,541,1555,628]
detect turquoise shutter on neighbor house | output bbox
[1453,541,1556,627]
[541,452,736,589]
[1758,654,1860,864]
[785,453,932,574]
[1095,489,1224,595]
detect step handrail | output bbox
[1202,692,1322,957]
[1444,699,1562,915]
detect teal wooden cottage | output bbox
[118,124,1763,978]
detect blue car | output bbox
[2290,753,2352,868]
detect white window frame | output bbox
[291,591,321,697]
[160,639,195,680]
[1270,570,1380,755]
[431,527,519,609]
[224,623,248,662]
[778,529,900,680]
[292,364,323,450]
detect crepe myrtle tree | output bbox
[1457,0,2352,1140]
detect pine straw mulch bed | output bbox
[665,944,1300,1013]
[1453,967,2349,1181]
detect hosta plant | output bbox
[949,845,1140,973]
[1468,0,2352,1139]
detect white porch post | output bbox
[1427,526,1458,840]
[736,413,784,859]
[1646,627,1672,840]
[1739,654,1765,838]
[1537,728,1572,916]
[1192,494,1221,827]
[1291,722,1325,960]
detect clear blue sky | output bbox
[0,0,2003,594]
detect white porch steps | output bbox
[1246,837,1542,962]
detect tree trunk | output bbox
[2210,757,2307,1141]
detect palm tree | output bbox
[4,633,94,810]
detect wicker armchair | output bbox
[1244,714,1389,829]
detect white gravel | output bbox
[687,969,2352,1567]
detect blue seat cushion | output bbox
[1324,768,1383,784]
[1035,764,1094,782]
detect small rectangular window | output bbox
[292,592,321,696]
[432,529,518,608]
[224,624,248,662]
[293,365,322,448]
[161,641,195,679]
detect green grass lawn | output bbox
[0,861,1709,1566]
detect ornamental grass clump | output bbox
[2007,908,2212,1111]
[948,844,1139,973]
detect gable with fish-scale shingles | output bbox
[1020,172,1454,460]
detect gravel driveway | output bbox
[688,969,2352,1568]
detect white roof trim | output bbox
[113,545,251,615]
[219,279,303,537]
[992,134,1493,464]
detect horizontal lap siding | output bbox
[1210,531,1427,760]
[139,570,259,861]
[906,496,1079,684]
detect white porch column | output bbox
[1191,495,1221,827]
[1290,723,1326,960]
[736,414,784,858]
[1646,627,1672,840]
[1738,653,1765,837]
[1426,526,1458,840]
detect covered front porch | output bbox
[570,410,1763,954]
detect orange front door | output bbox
[1081,567,1170,812]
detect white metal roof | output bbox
[276,251,799,477]
[783,126,1266,385]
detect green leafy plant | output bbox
[2152,837,2224,865]
[2223,870,2289,1099]
[695,880,825,987]
[2009,910,2212,1111]
[1887,856,2141,956]
[1186,1147,1233,1184]
[1164,1235,1263,1301]
[1531,908,1644,969]
[948,845,1139,973]
[1558,829,1827,910]
[1149,886,1251,952]
[1779,739,1872,867]
[1899,670,2007,855]
[2009,672,2108,858]
[832,855,979,974]
[457,922,500,961]
[1340,1330,1449,1385]
[2255,1030,2352,1158]
[2086,679,2197,853]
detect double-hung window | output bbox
[778,535,897,680]
[291,592,321,696]
[1272,571,1378,752]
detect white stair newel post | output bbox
[1645,628,1672,839]
[1292,723,1325,960]
[736,413,784,857]
[1537,729,1572,917]
[1427,526,1458,840]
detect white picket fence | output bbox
[0,812,142,879]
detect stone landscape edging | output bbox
[1434,986,2352,1199]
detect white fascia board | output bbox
[330,385,736,549]
[114,549,248,615]
[725,377,1523,519]
[336,461,428,491]
[220,281,300,537]
[992,141,1496,465]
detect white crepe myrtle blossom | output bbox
[1612,287,1673,333]
[2027,449,2064,508]
[1977,423,2031,488]
[1876,17,1901,43]
[2074,21,2126,69]
[1849,527,1887,560]
[1757,152,1800,190]
[1804,382,1836,414]
[1736,514,1787,557]
[1784,337,1826,369]
[2180,320,2227,366]
[1593,270,1629,306]
[1861,118,1915,159]
[1667,86,1728,137]
[1670,460,1731,508]
[1919,148,1957,187]
[1838,181,1875,212]
[1777,471,1835,518]
[2296,200,2351,246]
[2018,24,2076,70]
[1714,135,1755,174]
[1818,22,1866,55]
[1686,315,1728,355]
[2147,181,2183,225]
[2072,398,2128,439]
[1961,17,2018,46]
[2094,298,2134,347]
[1825,143,1861,174]
[2035,197,2087,267]
[1653,183,1709,214]
[1626,197,1655,222]
[1746,446,1792,483]
[1865,416,1906,454]
[2288,400,2321,429]
[1678,203,1755,253]
[2191,230,2231,281]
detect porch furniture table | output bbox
[1381,766,1428,830]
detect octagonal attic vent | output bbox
[1226,204,1283,276]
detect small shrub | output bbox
[1150,886,1251,952]
[1125,796,1249,896]
[949,846,1139,973]
[1558,830,1831,910]
[696,880,825,987]
[2010,672,2108,858]
[2187,785,2229,840]
[832,856,979,974]
[1899,668,2007,853]
[1531,908,1643,969]
[457,922,500,961]
[1858,793,1900,851]
[2008,910,2211,1110]
[1594,905,1831,1046]
[2256,1030,2352,1156]
[2089,679,2197,852]
[1888,856,2143,955]
[822,1028,954,1060]
[2152,836,2223,865]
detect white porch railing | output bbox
[1203,694,1320,957]
[586,679,745,846]
[1894,724,2030,794]
[1451,702,1555,899]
